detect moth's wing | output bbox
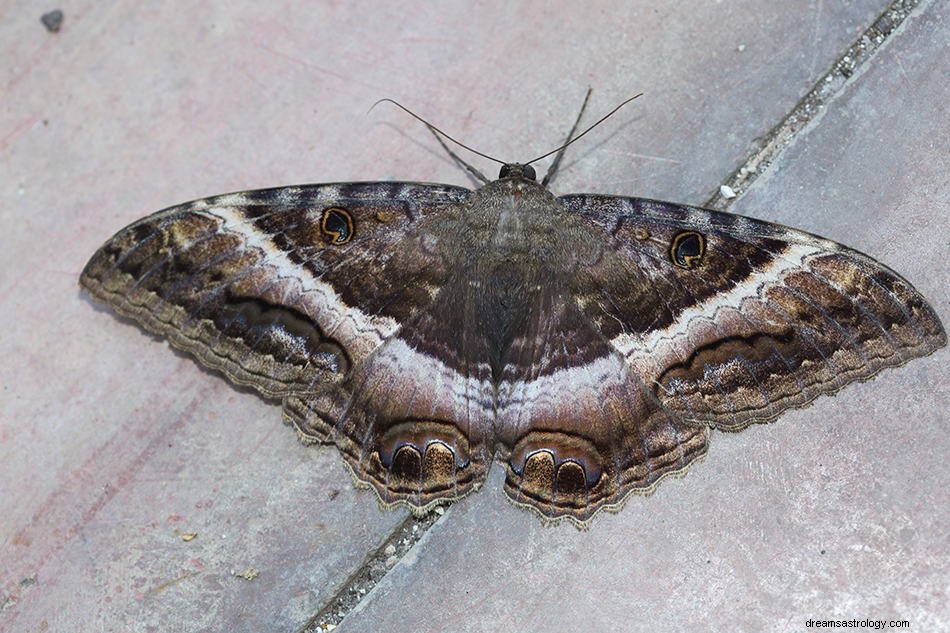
[81,183,466,395]
[81,182,494,511]
[558,194,946,430]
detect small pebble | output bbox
[719,184,736,199]
[234,568,260,581]
[41,9,63,33]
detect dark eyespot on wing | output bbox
[321,207,354,244]
[670,231,705,268]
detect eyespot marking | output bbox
[671,231,705,268]
[321,207,353,244]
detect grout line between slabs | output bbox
[298,1,926,630]
[299,509,444,633]
[705,0,925,210]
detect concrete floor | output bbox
[1,1,946,632]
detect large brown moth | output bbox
[81,97,945,527]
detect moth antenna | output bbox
[373,93,643,181]
[542,88,593,186]
[372,98,506,166]
[526,93,643,166]
[426,124,491,185]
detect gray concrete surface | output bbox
[1,1,946,632]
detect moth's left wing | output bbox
[558,193,946,431]
[80,182,471,399]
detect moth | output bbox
[81,98,945,527]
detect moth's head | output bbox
[498,163,537,181]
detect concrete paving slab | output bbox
[0,0,925,631]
